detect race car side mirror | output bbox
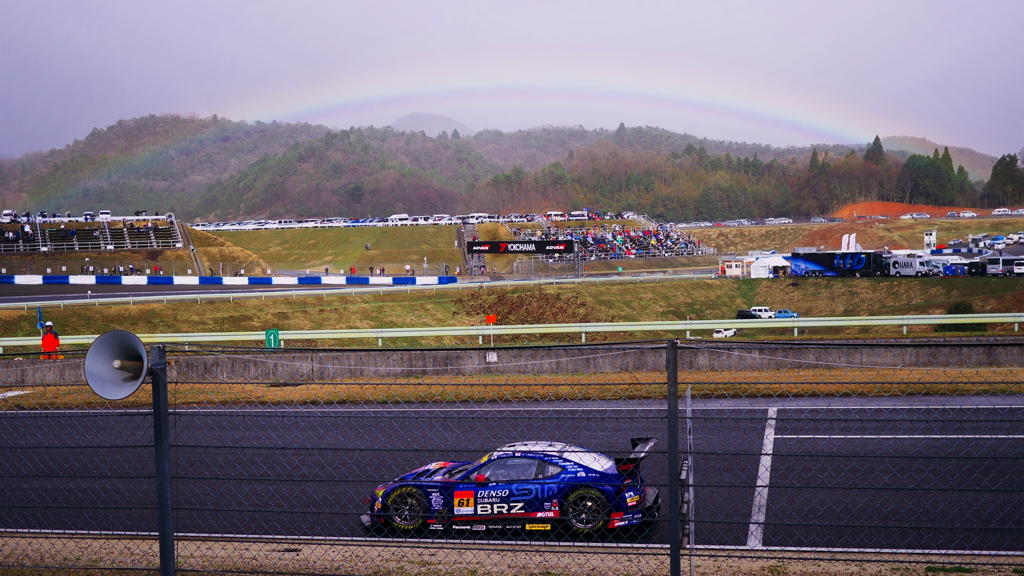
[474,474,487,486]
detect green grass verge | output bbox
[208,226,462,274]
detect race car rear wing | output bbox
[614,437,657,474]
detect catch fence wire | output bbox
[1,339,1023,576]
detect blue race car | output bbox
[362,438,659,534]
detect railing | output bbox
[1,313,1021,349]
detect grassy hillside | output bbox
[209,226,463,275]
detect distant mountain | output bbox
[882,136,996,181]
[389,113,474,138]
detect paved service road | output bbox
[1,397,1022,551]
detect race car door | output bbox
[453,457,563,525]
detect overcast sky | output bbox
[1,0,1021,158]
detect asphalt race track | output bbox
[2,396,1022,552]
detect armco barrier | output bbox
[0,274,457,286]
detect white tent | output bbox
[750,255,791,278]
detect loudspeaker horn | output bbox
[84,330,149,400]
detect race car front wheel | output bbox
[384,486,428,530]
[564,487,610,532]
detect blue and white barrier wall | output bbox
[0,275,458,286]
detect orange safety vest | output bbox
[41,331,60,352]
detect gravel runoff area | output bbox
[2,536,1018,576]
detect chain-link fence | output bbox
[1,339,1023,575]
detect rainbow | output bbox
[228,61,898,147]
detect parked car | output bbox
[736,310,758,320]
[810,216,827,223]
[960,210,978,218]
[713,328,737,338]
[1014,261,1024,276]
[361,439,660,534]
[947,238,964,246]
[774,309,800,319]
[992,208,1012,216]
[946,211,959,218]
[749,306,775,319]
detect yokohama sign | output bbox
[466,240,575,254]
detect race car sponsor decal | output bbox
[608,511,644,528]
[525,524,551,530]
[531,511,558,518]
[454,490,475,515]
[476,488,510,503]
[625,489,641,506]
[472,525,486,531]
[510,483,558,501]
[429,491,444,510]
[429,524,444,530]
[476,502,525,515]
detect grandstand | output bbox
[0,216,182,254]
[509,222,712,260]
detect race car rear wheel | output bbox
[564,487,610,532]
[384,486,428,530]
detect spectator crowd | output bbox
[514,224,706,260]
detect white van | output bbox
[386,214,411,226]
[992,208,1011,216]
[0,209,16,223]
[98,210,112,221]
[545,211,567,222]
[750,306,775,319]
[466,213,490,224]
[568,210,588,221]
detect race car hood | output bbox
[392,460,471,482]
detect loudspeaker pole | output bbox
[150,345,176,576]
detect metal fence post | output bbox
[667,339,681,576]
[150,345,176,576]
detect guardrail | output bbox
[1,313,1020,350]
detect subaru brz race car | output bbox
[362,438,659,534]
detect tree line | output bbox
[3,115,1021,221]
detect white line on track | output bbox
[0,391,33,399]
[747,407,777,549]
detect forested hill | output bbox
[882,136,996,181]
[0,114,330,216]
[1,114,1016,222]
